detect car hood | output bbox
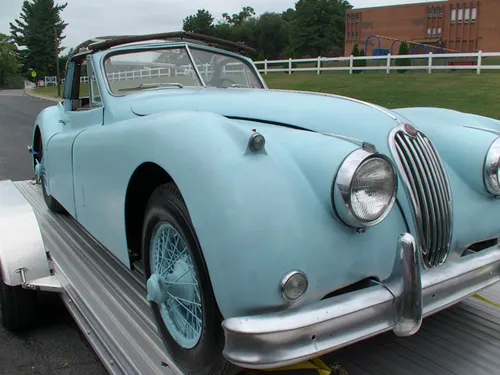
[129,87,404,153]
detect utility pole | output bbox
[54,26,61,97]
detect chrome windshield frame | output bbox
[98,41,267,97]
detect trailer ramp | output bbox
[14,180,500,375]
[15,180,181,375]
[322,269,500,374]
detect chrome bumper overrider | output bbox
[221,233,500,369]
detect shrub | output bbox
[283,46,298,74]
[359,49,367,69]
[396,41,410,73]
[352,43,363,74]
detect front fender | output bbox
[71,110,409,319]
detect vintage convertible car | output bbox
[30,31,500,375]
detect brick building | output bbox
[344,0,500,56]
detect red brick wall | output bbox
[344,0,500,56]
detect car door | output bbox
[46,55,104,217]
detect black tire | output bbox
[0,271,38,332]
[36,136,65,214]
[142,183,239,375]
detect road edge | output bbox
[24,87,62,103]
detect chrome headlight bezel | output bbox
[484,137,500,196]
[332,148,398,229]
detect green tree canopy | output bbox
[221,6,256,27]
[183,9,215,36]
[0,33,20,86]
[291,0,352,57]
[10,0,68,77]
[182,2,351,60]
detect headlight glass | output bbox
[333,149,397,228]
[484,138,500,196]
[350,158,397,222]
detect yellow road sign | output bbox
[31,71,37,78]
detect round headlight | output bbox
[484,137,500,196]
[333,149,397,228]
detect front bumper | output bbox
[221,233,500,369]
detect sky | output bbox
[0,0,441,51]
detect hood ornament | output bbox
[403,123,418,137]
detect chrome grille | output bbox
[392,129,452,268]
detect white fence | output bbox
[254,51,500,75]
[44,51,500,85]
[50,63,247,85]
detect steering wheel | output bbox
[207,77,237,88]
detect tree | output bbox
[253,13,290,59]
[222,6,256,27]
[281,8,296,22]
[291,0,352,57]
[182,9,215,36]
[10,0,68,78]
[0,33,20,86]
[396,41,410,73]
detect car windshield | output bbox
[103,46,263,94]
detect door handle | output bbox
[59,119,66,125]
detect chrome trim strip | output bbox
[185,45,207,87]
[221,235,500,369]
[319,132,366,148]
[464,125,500,136]
[269,89,400,121]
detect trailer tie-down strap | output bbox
[473,293,500,308]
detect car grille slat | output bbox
[417,134,451,263]
[392,129,452,268]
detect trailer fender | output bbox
[0,180,51,286]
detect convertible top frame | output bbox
[72,31,256,58]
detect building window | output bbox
[472,7,477,23]
[438,27,442,37]
[451,8,456,23]
[432,28,437,37]
[433,7,437,18]
[438,6,442,17]
[458,8,463,23]
[428,7,432,18]
[347,14,351,23]
[427,28,431,37]
[356,14,360,23]
[464,8,470,23]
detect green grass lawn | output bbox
[264,72,500,120]
[35,72,500,119]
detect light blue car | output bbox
[31,31,500,375]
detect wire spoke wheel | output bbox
[149,222,203,349]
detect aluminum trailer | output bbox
[1,179,500,375]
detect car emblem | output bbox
[403,123,418,136]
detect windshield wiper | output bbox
[119,82,184,91]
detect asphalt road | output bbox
[0,90,107,375]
